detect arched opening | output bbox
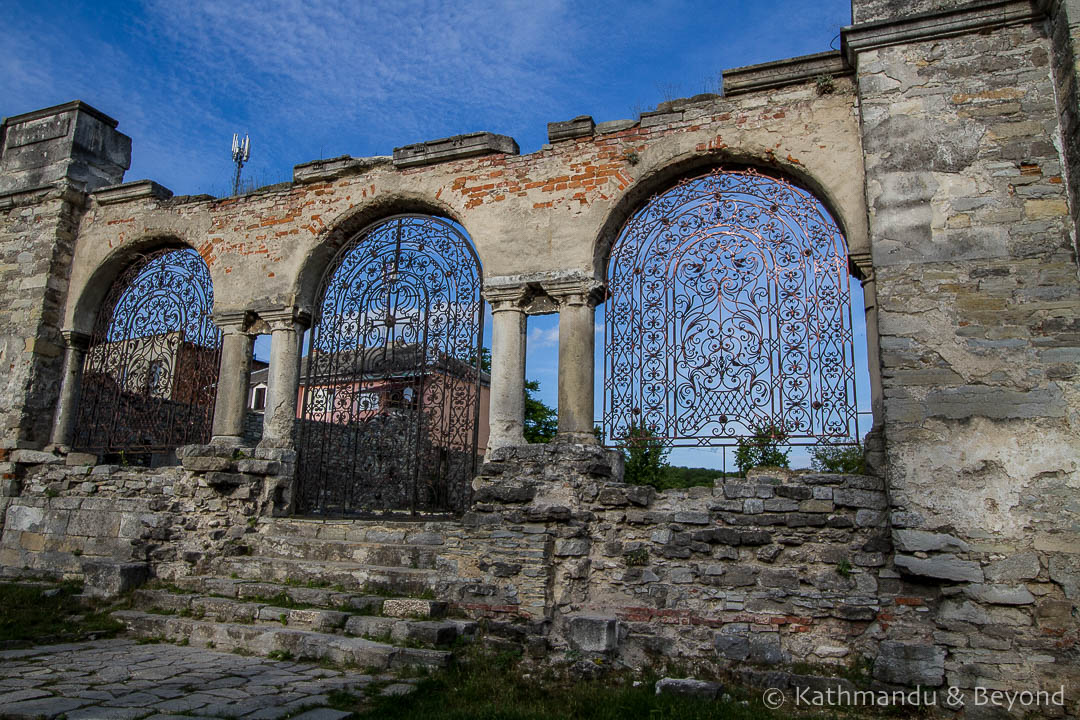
[295,214,486,517]
[601,166,867,469]
[71,246,221,460]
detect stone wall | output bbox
[849,0,1080,703]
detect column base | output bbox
[210,435,244,447]
[554,432,600,446]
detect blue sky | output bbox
[3,0,864,467]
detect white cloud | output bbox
[528,325,559,349]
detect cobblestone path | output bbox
[0,638,415,719]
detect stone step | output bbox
[132,589,470,643]
[258,517,458,545]
[164,577,387,613]
[112,610,451,669]
[248,533,449,570]
[212,555,465,597]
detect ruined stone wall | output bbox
[0,188,84,449]
[62,77,866,331]
[851,0,1080,701]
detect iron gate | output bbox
[73,247,222,455]
[296,214,485,516]
[603,167,858,447]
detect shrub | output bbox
[734,422,790,477]
[620,423,671,489]
[810,442,866,474]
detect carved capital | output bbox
[60,330,91,351]
[544,278,606,308]
[259,307,312,332]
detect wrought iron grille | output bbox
[603,167,858,447]
[73,247,222,454]
[296,214,485,517]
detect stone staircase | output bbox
[112,517,483,670]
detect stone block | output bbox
[893,529,970,553]
[568,615,618,652]
[554,538,590,556]
[894,553,984,583]
[715,633,750,660]
[655,677,723,699]
[962,583,1035,605]
[985,552,1040,582]
[873,641,945,687]
[547,115,595,142]
[382,598,447,619]
[11,449,61,464]
[749,634,782,665]
[673,510,710,525]
[65,452,97,466]
[182,455,235,472]
[833,488,887,509]
[81,560,148,598]
[393,132,519,168]
[205,472,246,488]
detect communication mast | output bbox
[231,133,250,196]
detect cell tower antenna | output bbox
[231,133,251,196]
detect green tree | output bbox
[523,379,557,443]
[810,442,865,474]
[620,423,671,489]
[734,421,791,477]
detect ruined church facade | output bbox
[1,0,1077,706]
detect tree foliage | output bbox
[523,379,557,443]
[620,423,671,489]
[733,422,791,477]
[810,442,865,474]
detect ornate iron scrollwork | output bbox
[296,214,485,517]
[73,247,222,454]
[603,167,858,447]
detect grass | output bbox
[345,646,804,720]
[0,581,125,649]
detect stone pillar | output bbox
[210,320,255,445]
[259,310,309,449]
[49,330,90,449]
[851,253,883,432]
[551,283,603,444]
[485,288,528,452]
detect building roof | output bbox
[247,344,489,388]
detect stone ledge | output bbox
[722,51,850,96]
[547,116,595,143]
[91,179,173,205]
[292,155,391,184]
[393,132,519,168]
[842,0,1044,63]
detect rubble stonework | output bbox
[0,0,1078,710]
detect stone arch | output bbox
[67,233,211,336]
[69,241,222,455]
[597,160,872,451]
[295,212,487,516]
[292,193,473,318]
[593,151,866,282]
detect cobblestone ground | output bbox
[0,639,415,719]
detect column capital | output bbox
[483,284,530,313]
[212,310,255,334]
[849,252,874,283]
[60,330,91,350]
[260,307,312,332]
[544,278,605,307]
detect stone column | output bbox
[259,310,309,449]
[210,320,255,445]
[851,253,883,431]
[49,330,90,449]
[485,288,528,452]
[551,282,603,444]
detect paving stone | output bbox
[0,688,52,703]
[2,695,91,718]
[66,706,150,720]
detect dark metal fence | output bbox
[603,167,859,449]
[295,215,484,517]
[73,247,221,454]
